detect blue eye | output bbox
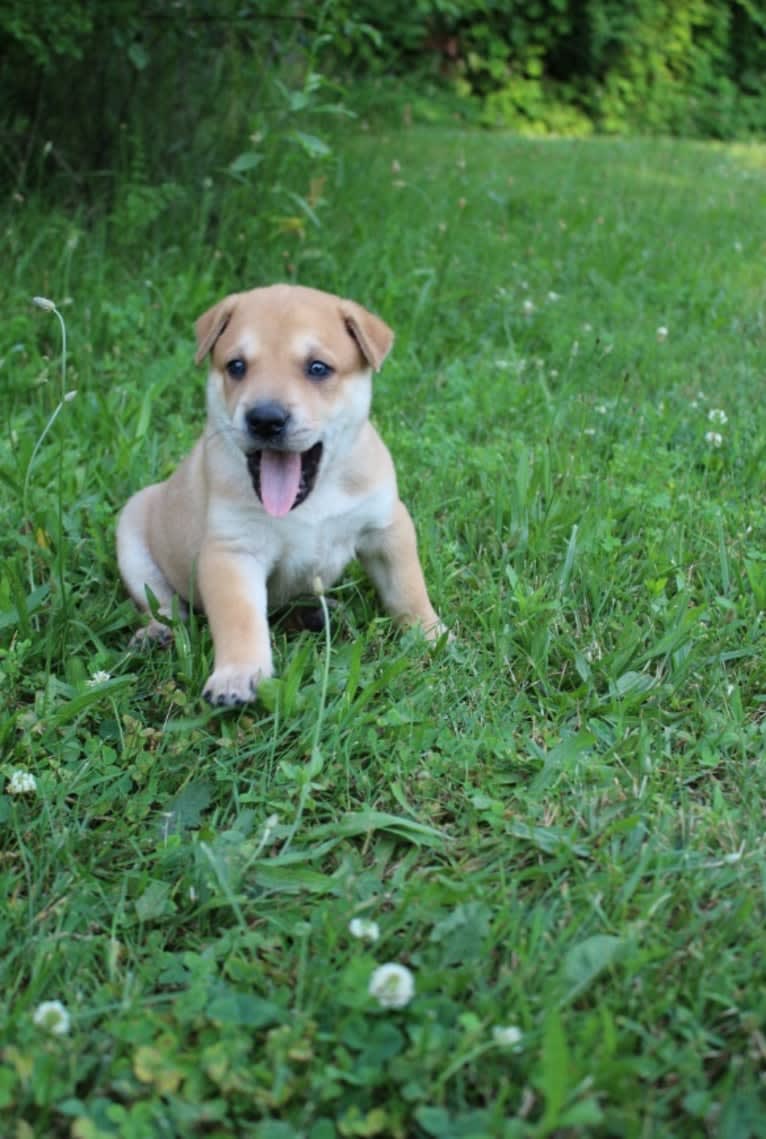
[306,359,333,380]
[226,358,247,380]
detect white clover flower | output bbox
[7,770,37,795]
[547,291,560,302]
[368,963,415,1009]
[33,1000,71,1036]
[583,427,596,436]
[522,299,535,316]
[595,404,607,415]
[349,917,380,943]
[656,326,668,342]
[705,431,723,448]
[708,408,728,425]
[493,1024,524,1050]
[86,670,112,687]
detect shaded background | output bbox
[3,0,765,201]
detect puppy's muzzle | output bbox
[243,400,322,518]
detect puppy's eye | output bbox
[226,358,247,380]
[306,359,333,380]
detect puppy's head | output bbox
[196,284,393,517]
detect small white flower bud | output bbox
[493,1025,524,1049]
[349,918,380,943]
[32,296,57,312]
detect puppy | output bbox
[117,284,445,705]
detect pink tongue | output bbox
[259,450,302,517]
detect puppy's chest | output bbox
[266,516,358,603]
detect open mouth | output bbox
[247,442,323,518]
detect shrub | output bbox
[324,0,766,138]
[0,2,342,195]
[2,0,764,192]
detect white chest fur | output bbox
[266,514,360,604]
[207,479,396,608]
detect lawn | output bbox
[2,127,766,1137]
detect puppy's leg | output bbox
[198,544,272,706]
[358,499,445,641]
[117,485,186,644]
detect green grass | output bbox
[3,129,766,1137]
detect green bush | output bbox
[571,0,766,136]
[1,0,764,193]
[326,0,766,138]
[1,0,95,66]
[0,1,344,195]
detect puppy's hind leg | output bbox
[117,485,186,645]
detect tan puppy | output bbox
[117,284,444,705]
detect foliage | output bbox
[0,1,347,196]
[3,125,766,1133]
[2,0,765,203]
[328,0,766,138]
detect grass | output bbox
[2,126,766,1137]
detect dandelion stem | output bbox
[22,400,67,517]
[24,297,72,594]
[311,586,332,759]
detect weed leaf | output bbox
[161,780,214,833]
[207,991,282,1028]
[562,934,624,1001]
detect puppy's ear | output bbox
[340,300,394,373]
[194,294,239,365]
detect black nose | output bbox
[244,401,291,439]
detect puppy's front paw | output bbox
[130,620,173,649]
[422,616,451,644]
[203,664,268,707]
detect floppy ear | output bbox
[340,299,394,373]
[194,293,239,365]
